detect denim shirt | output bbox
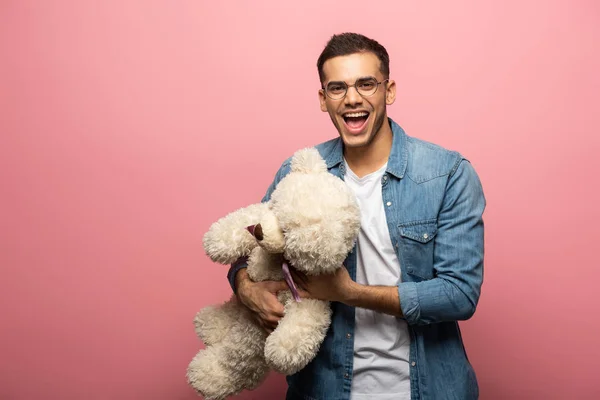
[227,119,486,400]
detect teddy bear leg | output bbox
[187,344,270,400]
[187,304,270,400]
[193,295,241,346]
[264,293,332,375]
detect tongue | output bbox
[347,116,367,128]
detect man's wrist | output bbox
[341,283,403,317]
[235,268,250,293]
[340,280,361,304]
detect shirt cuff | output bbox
[398,281,421,325]
[227,256,249,293]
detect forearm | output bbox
[343,281,403,317]
[227,256,249,293]
[234,267,250,292]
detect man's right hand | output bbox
[235,268,288,333]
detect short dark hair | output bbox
[317,32,390,84]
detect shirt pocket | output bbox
[398,220,437,280]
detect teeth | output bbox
[344,112,368,118]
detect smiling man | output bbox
[228,33,486,400]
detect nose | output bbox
[344,85,363,106]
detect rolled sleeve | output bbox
[227,256,249,293]
[398,281,421,324]
[398,159,486,325]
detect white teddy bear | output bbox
[187,147,361,400]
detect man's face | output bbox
[319,52,396,149]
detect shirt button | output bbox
[346,333,352,339]
[344,373,349,378]
[411,361,416,367]
[423,233,428,239]
[386,201,392,207]
[382,175,388,182]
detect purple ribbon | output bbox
[282,262,301,302]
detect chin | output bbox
[341,134,371,148]
[339,125,375,149]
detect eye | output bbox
[327,84,346,94]
[358,80,376,90]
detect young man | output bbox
[227,33,485,400]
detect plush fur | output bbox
[187,148,361,400]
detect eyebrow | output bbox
[326,76,377,86]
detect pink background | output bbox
[1,1,599,399]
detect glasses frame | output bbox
[321,77,390,100]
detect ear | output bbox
[202,203,270,264]
[385,79,396,106]
[318,89,328,112]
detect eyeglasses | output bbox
[322,77,389,100]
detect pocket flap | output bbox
[399,221,437,243]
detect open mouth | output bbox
[342,111,370,134]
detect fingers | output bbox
[236,278,288,334]
[261,284,286,317]
[258,290,285,319]
[254,315,276,334]
[260,293,285,329]
[270,302,285,318]
[265,279,289,293]
[264,314,281,329]
[254,312,280,334]
[296,287,311,299]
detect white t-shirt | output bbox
[344,160,411,400]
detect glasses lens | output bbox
[326,82,347,99]
[356,78,379,96]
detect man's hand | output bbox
[235,268,288,333]
[290,266,403,317]
[290,266,355,303]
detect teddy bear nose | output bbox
[246,224,264,241]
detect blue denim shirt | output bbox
[227,119,486,400]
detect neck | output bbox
[344,119,393,178]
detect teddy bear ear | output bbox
[290,147,327,174]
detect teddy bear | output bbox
[187,147,361,400]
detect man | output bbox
[226,33,485,400]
